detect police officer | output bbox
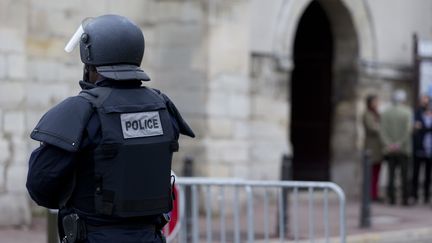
[26,14,195,243]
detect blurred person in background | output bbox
[380,89,412,206]
[363,94,383,201]
[412,95,432,204]
[26,15,194,243]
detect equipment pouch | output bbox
[61,213,86,243]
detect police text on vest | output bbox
[120,111,163,139]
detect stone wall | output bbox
[202,0,252,178]
[0,0,32,226]
[0,0,208,226]
[249,54,289,180]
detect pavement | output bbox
[343,201,432,243]
[1,201,432,243]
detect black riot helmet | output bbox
[65,14,150,81]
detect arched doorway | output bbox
[290,1,333,181]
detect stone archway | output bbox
[273,0,375,69]
[272,0,372,193]
[290,1,334,181]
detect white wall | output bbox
[368,0,432,66]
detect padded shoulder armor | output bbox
[152,89,195,138]
[30,96,94,152]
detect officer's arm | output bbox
[27,96,94,208]
[26,143,75,209]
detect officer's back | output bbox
[26,15,194,243]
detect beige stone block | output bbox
[0,28,25,53]
[0,82,24,109]
[208,30,249,77]
[156,0,202,23]
[233,121,249,139]
[150,68,207,92]
[331,160,360,197]
[164,90,207,116]
[228,94,250,119]
[27,36,72,60]
[59,63,81,83]
[208,6,250,77]
[207,92,230,117]
[28,7,78,39]
[0,110,2,134]
[0,54,6,79]
[106,0,154,24]
[6,165,28,193]
[6,165,28,194]
[4,111,25,136]
[252,97,288,120]
[0,165,4,192]
[0,137,10,165]
[155,22,204,48]
[6,54,26,80]
[153,46,199,69]
[231,163,249,179]
[28,59,61,82]
[250,140,287,163]
[0,194,31,226]
[25,83,70,108]
[207,163,231,178]
[208,118,233,138]
[43,11,80,37]
[249,120,284,139]
[11,137,28,166]
[0,0,28,31]
[209,74,249,93]
[207,139,249,163]
[249,161,280,180]
[29,0,77,11]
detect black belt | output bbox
[86,223,156,232]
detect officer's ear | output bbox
[83,64,96,83]
[87,65,100,84]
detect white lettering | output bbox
[120,111,164,139]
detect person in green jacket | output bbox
[363,94,383,201]
[380,89,412,205]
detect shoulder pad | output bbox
[156,91,195,138]
[30,96,94,152]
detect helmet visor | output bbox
[64,17,93,53]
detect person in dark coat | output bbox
[412,95,432,204]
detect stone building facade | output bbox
[0,0,431,225]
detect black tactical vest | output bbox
[79,87,178,217]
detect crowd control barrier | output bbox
[166,178,346,243]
